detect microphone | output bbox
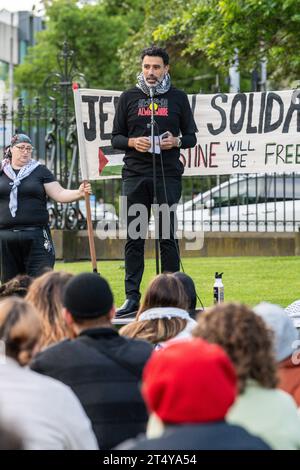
[149,86,155,98]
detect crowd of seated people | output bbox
[0,269,299,450]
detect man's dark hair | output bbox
[141,46,169,65]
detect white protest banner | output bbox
[73,88,300,180]
[73,87,122,180]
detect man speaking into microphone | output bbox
[111,46,197,317]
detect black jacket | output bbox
[118,422,271,450]
[111,86,197,178]
[30,327,153,449]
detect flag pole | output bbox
[73,83,98,273]
[83,180,98,273]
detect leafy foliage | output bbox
[15,0,144,95]
[16,0,300,95]
[15,0,221,96]
[153,0,300,86]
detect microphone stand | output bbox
[149,86,160,275]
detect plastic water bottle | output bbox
[213,272,224,304]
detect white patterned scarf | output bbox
[138,307,190,321]
[136,71,171,96]
[1,158,40,217]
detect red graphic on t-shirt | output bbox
[137,98,168,117]
[138,108,168,116]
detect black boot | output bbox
[116,299,140,318]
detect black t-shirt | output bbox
[111,86,197,178]
[0,164,56,229]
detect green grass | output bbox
[101,165,122,177]
[55,256,300,308]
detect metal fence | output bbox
[180,172,300,232]
[1,98,299,232]
[0,95,122,230]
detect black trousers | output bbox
[122,176,181,301]
[0,226,55,284]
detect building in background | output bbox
[0,8,43,143]
[0,8,44,100]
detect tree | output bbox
[15,0,225,97]
[14,0,145,95]
[118,0,221,94]
[153,0,300,86]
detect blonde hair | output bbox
[120,317,187,345]
[25,271,72,348]
[120,274,188,345]
[0,297,41,365]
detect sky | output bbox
[0,1,38,12]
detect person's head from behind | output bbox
[25,271,73,348]
[193,302,278,393]
[120,274,189,344]
[0,275,32,299]
[140,46,169,87]
[142,339,237,426]
[139,273,188,314]
[62,273,114,337]
[173,272,197,317]
[253,302,299,363]
[0,297,41,366]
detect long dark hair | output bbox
[0,146,10,175]
[3,146,12,160]
[138,273,189,314]
[0,297,41,365]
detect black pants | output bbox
[122,176,181,301]
[0,226,55,284]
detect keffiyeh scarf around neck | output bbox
[136,71,171,96]
[1,158,40,217]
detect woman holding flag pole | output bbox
[0,133,91,283]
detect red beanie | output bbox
[142,338,237,424]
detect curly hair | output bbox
[3,145,12,160]
[193,303,278,393]
[0,275,32,299]
[0,297,41,365]
[25,271,72,348]
[141,46,169,65]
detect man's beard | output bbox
[146,76,161,85]
[136,72,171,96]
